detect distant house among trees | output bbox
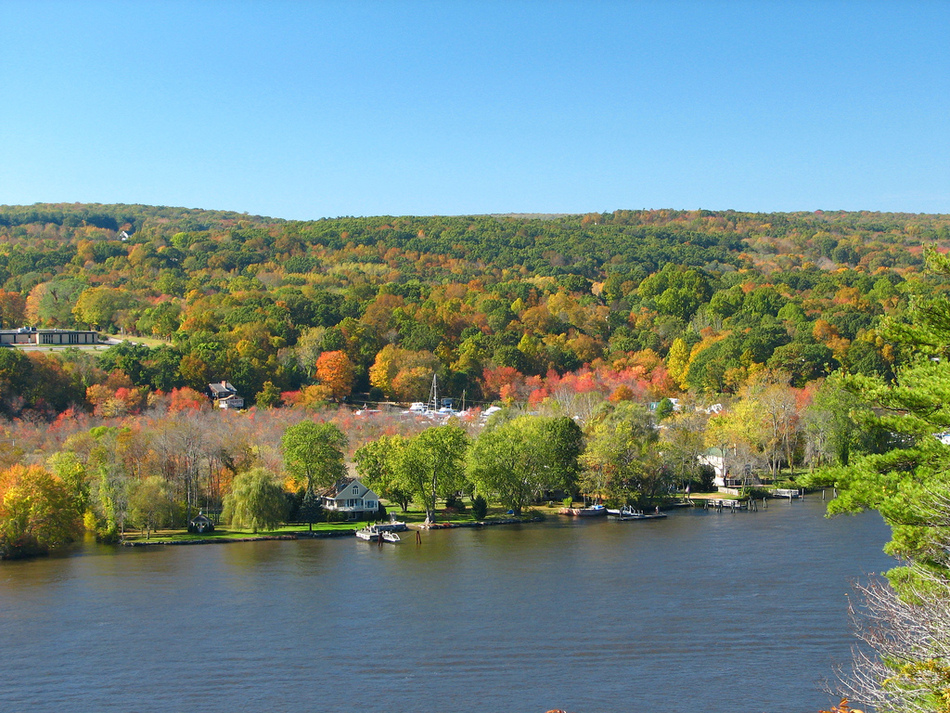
[699,448,726,483]
[208,381,244,409]
[320,478,380,521]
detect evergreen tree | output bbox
[830,251,950,712]
[829,250,950,575]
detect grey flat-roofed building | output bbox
[0,328,99,346]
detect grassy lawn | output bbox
[103,333,172,348]
[121,502,548,544]
[121,521,359,542]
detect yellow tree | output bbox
[0,465,82,558]
[369,345,438,400]
[368,344,401,395]
[704,400,764,483]
[666,337,691,390]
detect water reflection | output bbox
[0,499,890,713]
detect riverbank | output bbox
[121,531,353,547]
[419,516,543,529]
[113,497,727,549]
[120,513,545,546]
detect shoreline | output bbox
[119,516,542,547]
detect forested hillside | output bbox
[0,202,948,417]
[2,201,950,556]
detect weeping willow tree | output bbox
[221,467,287,533]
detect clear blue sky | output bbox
[2,0,948,219]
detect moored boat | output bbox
[559,504,607,517]
[607,506,667,521]
[356,524,402,543]
[355,526,378,541]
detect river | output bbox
[0,498,891,713]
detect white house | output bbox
[699,448,727,485]
[320,478,380,521]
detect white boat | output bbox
[355,526,378,541]
[607,506,667,520]
[355,525,401,543]
[559,504,607,517]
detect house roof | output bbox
[320,477,378,501]
[209,381,239,397]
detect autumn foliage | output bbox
[315,350,355,401]
[0,465,82,558]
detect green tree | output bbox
[767,341,837,387]
[824,253,950,713]
[654,397,676,421]
[128,475,175,538]
[545,416,585,494]
[467,415,582,515]
[297,487,322,531]
[799,374,876,472]
[281,421,347,491]
[354,435,413,512]
[27,279,85,327]
[396,424,468,522]
[80,426,137,540]
[637,264,711,321]
[580,402,667,503]
[0,348,33,414]
[73,286,134,331]
[256,380,282,408]
[222,467,287,533]
[828,257,950,570]
[47,451,89,518]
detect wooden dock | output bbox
[772,488,801,499]
[703,499,750,511]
